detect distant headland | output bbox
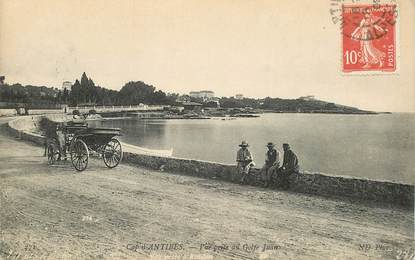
[0,73,380,117]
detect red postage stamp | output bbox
[342,4,397,73]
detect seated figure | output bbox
[261,142,280,187]
[236,141,255,184]
[277,143,299,189]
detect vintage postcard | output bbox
[0,0,414,259]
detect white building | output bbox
[299,95,315,101]
[235,94,244,100]
[189,91,201,98]
[189,90,215,100]
[62,81,72,90]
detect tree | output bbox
[62,88,69,103]
[118,81,156,105]
[152,90,167,104]
[70,79,82,105]
[80,72,89,87]
[56,90,62,103]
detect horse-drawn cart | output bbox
[47,122,123,171]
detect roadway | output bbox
[0,117,413,259]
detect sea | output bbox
[89,113,415,184]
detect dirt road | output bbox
[0,117,413,259]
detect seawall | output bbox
[6,115,414,207]
[0,108,64,117]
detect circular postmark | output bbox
[329,0,398,41]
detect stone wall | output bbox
[28,109,63,115]
[122,152,413,207]
[289,171,413,206]
[0,109,64,117]
[7,115,414,208]
[7,116,45,146]
[0,109,17,117]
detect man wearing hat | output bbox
[236,141,254,184]
[278,143,299,189]
[261,142,280,187]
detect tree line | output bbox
[70,72,179,106]
[0,72,179,108]
[0,72,366,113]
[0,83,60,109]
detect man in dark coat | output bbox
[261,142,280,187]
[278,143,299,189]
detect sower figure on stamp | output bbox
[277,143,299,189]
[350,9,386,69]
[261,142,280,188]
[236,141,255,184]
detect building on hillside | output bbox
[189,90,215,100]
[235,94,243,99]
[62,81,72,90]
[205,100,220,108]
[299,95,315,101]
[200,90,214,98]
[182,102,203,112]
[189,91,201,98]
[176,95,191,103]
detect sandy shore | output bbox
[0,117,413,259]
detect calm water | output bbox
[89,113,415,184]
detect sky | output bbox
[0,0,414,112]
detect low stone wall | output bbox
[289,172,413,206]
[122,153,414,207]
[0,109,17,117]
[8,115,41,132]
[6,115,414,207]
[28,109,63,115]
[0,109,64,117]
[7,116,46,146]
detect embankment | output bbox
[0,108,64,117]
[7,115,414,207]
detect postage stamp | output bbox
[341,3,397,73]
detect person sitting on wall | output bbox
[236,141,255,184]
[72,110,84,122]
[261,142,280,187]
[277,143,299,189]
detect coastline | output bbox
[6,114,414,207]
[0,120,412,259]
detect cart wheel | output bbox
[70,139,89,171]
[103,138,123,168]
[47,143,59,165]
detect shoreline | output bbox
[5,114,414,207]
[0,121,412,259]
[99,111,381,120]
[6,113,412,186]
[96,111,386,121]
[8,114,413,186]
[0,109,387,120]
